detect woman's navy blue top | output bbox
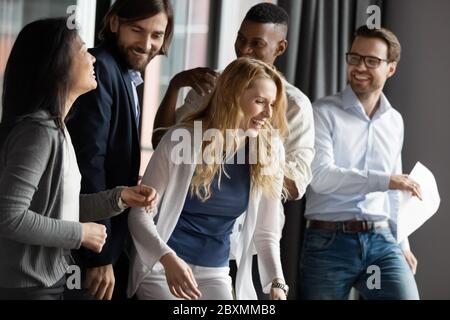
[167,161,250,267]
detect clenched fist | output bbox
[120,184,159,212]
[81,223,107,253]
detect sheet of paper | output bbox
[396,162,441,243]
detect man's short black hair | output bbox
[244,3,289,26]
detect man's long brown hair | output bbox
[99,0,174,56]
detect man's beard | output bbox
[117,43,157,72]
[349,75,376,95]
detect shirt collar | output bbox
[378,91,392,114]
[128,70,144,87]
[341,84,392,116]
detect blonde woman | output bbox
[128,57,288,300]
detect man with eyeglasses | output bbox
[300,26,420,300]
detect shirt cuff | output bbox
[284,161,307,200]
[368,170,391,192]
[112,186,128,211]
[399,238,411,251]
[117,196,128,210]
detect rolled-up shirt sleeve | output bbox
[284,93,315,199]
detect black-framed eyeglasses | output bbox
[345,53,390,69]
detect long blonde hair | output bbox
[180,57,288,201]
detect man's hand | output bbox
[84,264,115,300]
[283,177,299,201]
[170,67,218,97]
[153,68,218,148]
[121,185,158,212]
[389,175,422,200]
[402,250,418,274]
[160,253,202,300]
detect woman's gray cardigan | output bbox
[0,111,124,288]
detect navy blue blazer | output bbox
[67,42,141,268]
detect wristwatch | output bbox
[271,280,289,298]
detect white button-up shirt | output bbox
[306,85,409,249]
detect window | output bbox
[0,0,97,119]
[217,0,276,69]
[138,0,276,174]
[139,0,212,174]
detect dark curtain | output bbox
[275,0,383,299]
[277,0,384,101]
[94,0,113,46]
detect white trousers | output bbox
[136,264,233,300]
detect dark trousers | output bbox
[229,255,269,300]
[0,277,65,300]
[64,252,130,300]
[229,199,306,300]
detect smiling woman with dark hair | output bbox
[0,18,157,300]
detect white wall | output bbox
[75,0,97,48]
[217,0,276,70]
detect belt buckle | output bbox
[364,221,374,232]
[342,222,356,234]
[342,221,370,233]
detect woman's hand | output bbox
[160,253,202,300]
[81,222,107,253]
[270,278,288,300]
[270,287,287,300]
[121,184,158,212]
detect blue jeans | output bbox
[299,227,419,300]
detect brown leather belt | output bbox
[306,220,389,233]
